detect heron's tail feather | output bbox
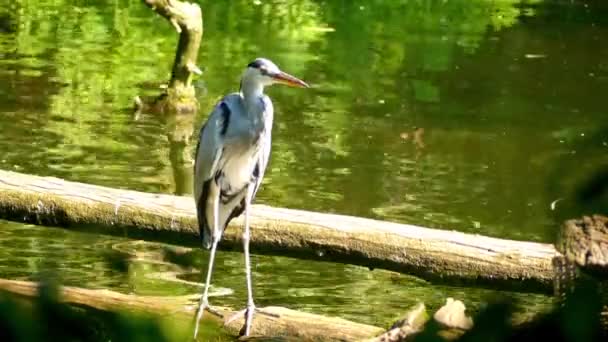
[196,180,213,250]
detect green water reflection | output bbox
[0,220,550,326]
[0,0,606,327]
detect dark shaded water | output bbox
[0,0,606,330]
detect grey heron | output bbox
[192,58,308,338]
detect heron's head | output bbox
[242,58,309,88]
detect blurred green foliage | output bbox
[0,266,604,341]
[0,279,172,342]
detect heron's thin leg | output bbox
[193,195,222,339]
[193,238,220,338]
[224,184,279,332]
[223,184,258,335]
[242,183,256,336]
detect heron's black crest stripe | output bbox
[247,60,264,69]
[219,102,230,136]
[247,59,270,76]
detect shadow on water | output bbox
[546,125,608,223]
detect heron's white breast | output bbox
[218,143,260,192]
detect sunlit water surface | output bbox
[1,0,607,328]
[0,220,550,327]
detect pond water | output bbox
[0,0,606,332]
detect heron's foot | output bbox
[193,298,223,339]
[224,304,279,336]
[197,297,224,317]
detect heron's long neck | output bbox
[240,79,266,125]
[241,79,264,113]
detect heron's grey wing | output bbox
[194,102,232,199]
[193,101,233,247]
[250,131,270,198]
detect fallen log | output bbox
[0,170,559,292]
[0,278,383,341]
[1,278,551,341]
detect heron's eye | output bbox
[259,67,269,76]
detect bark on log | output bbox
[142,0,203,88]
[0,278,383,341]
[0,170,559,293]
[136,0,203,115]
[553,215,608,330]
[557,215,608,278]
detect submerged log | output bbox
[0,170,559,293]
[366,303,429,342]
[0,278,383,341]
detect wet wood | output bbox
[365,303,429,342]
[0,278,383,341]
[557,215,608,278]
[136,0,203,115]
[0,170,559,293]
[553,215,608,300]
[553,215,608,330]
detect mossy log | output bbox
[0,170,559,293]
[0,278,383,341]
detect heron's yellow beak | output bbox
[272,71,309,88]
